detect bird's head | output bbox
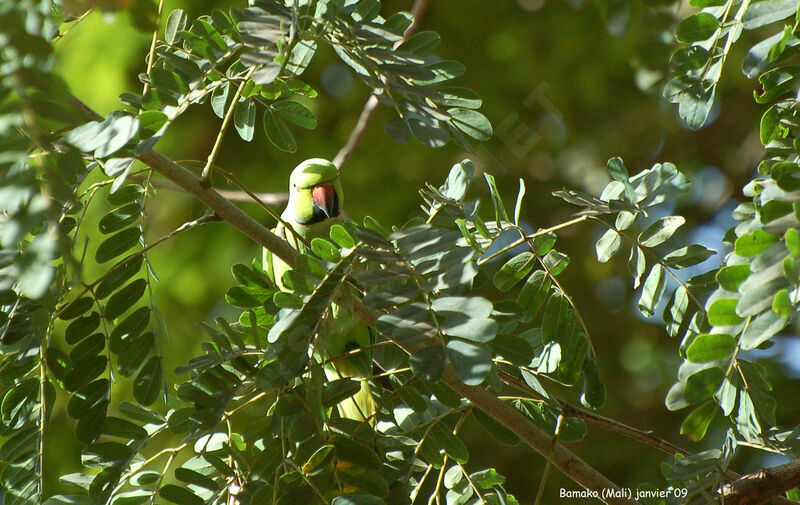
[286,158,343,225]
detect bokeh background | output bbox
[48,0,800,503]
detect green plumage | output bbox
[263,158,374,424]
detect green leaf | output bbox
[580,358,605,410]
[138,110,168,138]
[109,307,150,353]
[331,495,386,505]
[542,250,569,275]
[707,298,744,326]
[133,356,162,406]
[409,345,445,382]
[211,83,230,119]
[664,286,690,337]
[102,416,147,441]
[384,117,410,143]
[716,264,751,291]
[398,31,441,55]
[493,252,535,291]
[333,436,381,468]
[436,87,482,109]
[270,100,316,129]
[663,245,715,267]
[64,355,108,392]
[448,108,492,141]
[638,216,685,248]
[58,297,93,320]
[117,332,154,376]
[234,99,256,141]
[772,288,792,317]
[676,13,719,43]
[628,246,646,289]
[440,314,498,343]
[107,184,143,206]
[638,264,666,318]
[786,228,800,257]
[429,421,469,463]
[263,109,297,152]
[684,367,724,404]
[595,229,622,263]
[302,444,335,474]
[517,270,551,322]
[735,230,778,257]
[446,339,492,385]
[470,469,505,489]
[159,485,204,505]
[743,0,798,29]
[783,256,799,284]
[606,157,637,204]
[81,442,133,468]
[514,178,526,226]
[273,291,303,309]
[165,10,187,44]
[489,334,534,366]
[686,333,736,362]
[420,60,465,84]
[408,115,449,147]
[680,401,717,441]
[330,224,355,249]
[322,379,361,408]
[95,257,143,300]
[310,238,341,262]
[104,279,146,320]
[99,203,141,235]
[118,401,165,424]
[95,228,140,263]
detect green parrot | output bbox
[263,158,375,424]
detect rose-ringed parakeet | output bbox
[263,158,375,424]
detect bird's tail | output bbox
[326,358,375,426]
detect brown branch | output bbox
[406,0,431,36]
[721,458,800,505]
[68,94,640,505]
[332,94,380,169]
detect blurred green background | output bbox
[48,0,800,503]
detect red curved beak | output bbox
[312,183,335,217]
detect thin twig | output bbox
[332,95,380,169]
[53,8,94,43]
[201,67,256,186]
[142,0,166,97]
[533,414,563,505]
[131,174,288,205]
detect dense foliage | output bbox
[2,0,800,504]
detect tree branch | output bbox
[721,458,800,505]
[68,94,639,505]
[332,94,379,169]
